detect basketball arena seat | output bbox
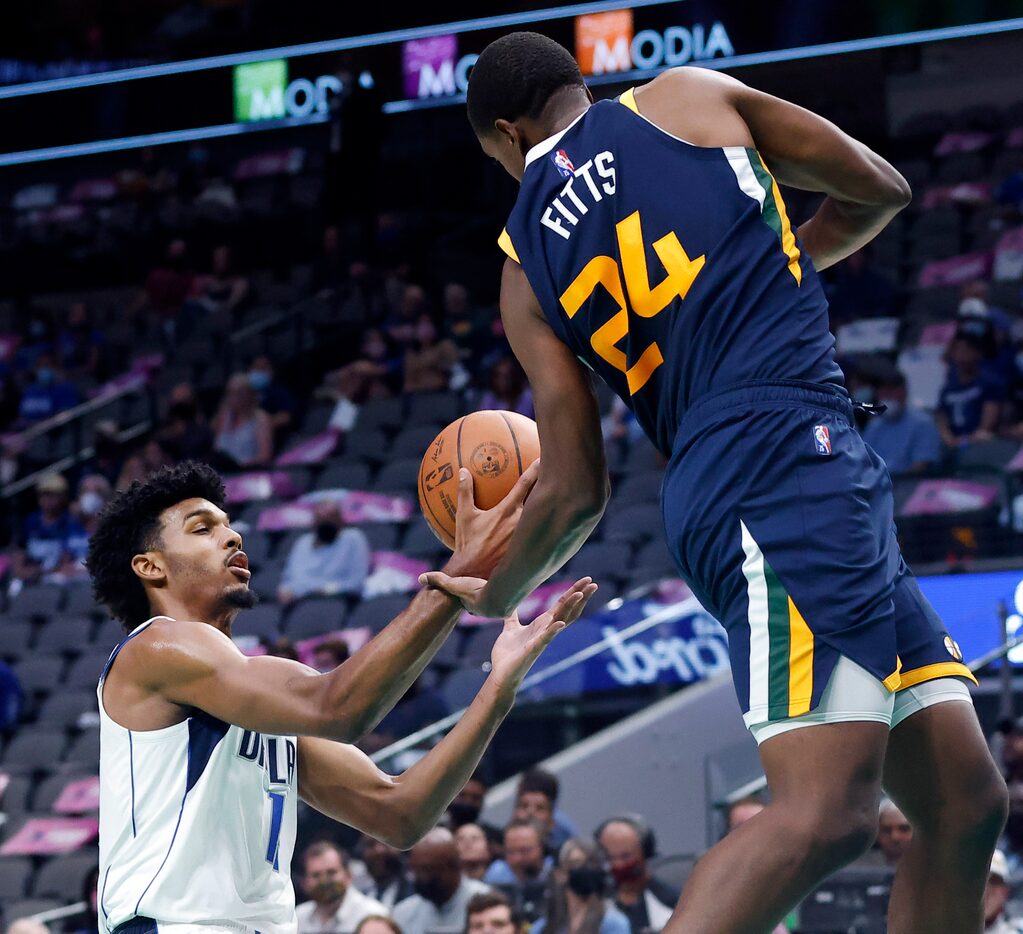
[406,391,465,427]
[30,853,96,900]
[62,727,100,768]
[65,651,114,690]
[1,623,33,662]
[36,690,98,729]
[6,585,65,621]
[34,616,93,655]
[371,458,421,495]
[231,604,284,642]
[0,859,32,902]
[1,730,67,771]
[343,428,392,464]
[344,594,412,634]
[439,668,489,711]
[390,425,445,460]
[13,656,65,695]
[565,542,634,585]
[282,596,347,637]
[403,519,446,560]
[316,461,372,491]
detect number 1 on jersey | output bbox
[559,210,705,394]
[265,791,285,871]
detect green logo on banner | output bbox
[234,59,288,122]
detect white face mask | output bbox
[78,491,105,516]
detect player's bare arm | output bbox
[298,578,597,848]
[103,464,539,742]
[422,259,608,618]
[633,67,912,270]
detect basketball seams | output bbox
[455,415,466,469]
[498,411,524,475]
[418,449,454,546]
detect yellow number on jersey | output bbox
[559,211,705,395]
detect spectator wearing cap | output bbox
[393,828,491,934]
[985,850,1023,933]
[483,819,552,886]
[936,330,1005,447]
[466,892,517,934]
[862,370,942,475]
[532,839,630,934]
[596,817,678,934]
[277,500,371,605]
[12,472,89,583]
[297,841,389,934]
[512,769,578,852]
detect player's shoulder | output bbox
[119,617,238,679]
[635,65,745,104]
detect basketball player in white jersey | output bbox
[85,461,596,934]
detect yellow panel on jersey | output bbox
[619,87,640,114]
[497,227,520,263]
[787,597,814,717]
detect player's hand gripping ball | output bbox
[418,410,541,548]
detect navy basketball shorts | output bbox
[661,380,975,743]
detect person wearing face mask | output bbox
[73,474,112,537]
[861,369,942,476]
[277,500,371,605]
[403,313,459,394]
[297,841,389,934]
[16,353,80,426]
[596,817,677,934]
[247,356,298,438]
[393,828,491,934]
[532,839,630,934]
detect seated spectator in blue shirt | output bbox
[0,660,24,732]
[12,472,89,583]
[248,356,298,439]
[863,371,942,475]
[277,500,371,604]
[484,819,554,886]
[513,769,578,852]
[936,331,1004,447]
[531,840,631,934]
[17,354,80,426]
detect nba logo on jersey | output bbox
[552,148,575,178]
[813,424,831,455]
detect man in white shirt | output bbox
[393,828,491,934]
[986,850,1023,934]
[297,841,389,934]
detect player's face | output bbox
[479,128,526,182]
[151,497,252,609]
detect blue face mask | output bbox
[36,367,54,385]
[248,371,270,391]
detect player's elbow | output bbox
[867,165,912,209]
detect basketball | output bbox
[418,410,541,549]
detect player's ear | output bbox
[494,118,521,151]
[131,551,166,585]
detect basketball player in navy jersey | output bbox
[87,460,596,934]
[421,32,1007,933]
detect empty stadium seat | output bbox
[344,428,391,464]
[355,397,406,433]
[408,392,464,427]
[440,668,488,710]
[1,730,67,770]
[346,595,411,633]
[316,462,372,491]
[390,425,444,460]
[0,857,32,900]
[34,617,93,654]
[13,656,65,694]
[1,623,33,661]
[2,898,61,923]
[64,585,101,617]
[403,519,446,559]
[65,651,112,689]
[0,776,33,817]
[62,728,100,768]
[372,457,420,493]
[566,542,634,583]
[282,597,347,636]
[361,523,401,552]
[7,585,64,620]
[36,691,98,729]
[30,852,96,899]
[231,605,283,641]
[601,504,662,546]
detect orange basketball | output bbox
[418,410,540,549]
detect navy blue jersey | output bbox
[500,88,844,455]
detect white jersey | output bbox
[98,617,298,934]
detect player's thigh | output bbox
[884,695,1006,837]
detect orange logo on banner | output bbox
[575,9,634,76]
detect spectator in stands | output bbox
[311,638,350,673]
[936,330,1004,447]
[354,919,402,934]
[312,225,348,298]
[212,373,275,469]
[16,353,80,425]
[824,248,895,327]
[876,799,913,867]
[137,239,195,343]
[265,636,300,661]
[73,474,113,536]
[862,370,942,475]
[4,920,49,934]
[14,309,55,372]
[985,849,1023,934]
[194,177,239,221]
[192,245,250,318]
[89,420,128,488]
[533,838,630,934]
[117,437,175,490]
[248,356,298,437]
[0,437,22,487]
[12,472,89,583]
[56,301,104,381]
[297,840,389,934]
[484,819,552,885]
[443,283,491,359]
[393,828,491,934]
[277,500,370,604]
[386,284,429,349]
[447,773,500,836]
[478,358,534,419]
[466,891,517,934]
[597,817,678,934]
[403,314,459,394]
[158,383,214,462]
[0,658,24,732]
[357,834,414,909]
[513,769,577,851]
[320,329,400,432]
[456,824,494,881]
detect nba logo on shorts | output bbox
[552,149,575,178]
[813,424,831,455]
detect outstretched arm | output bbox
[298,578,597,848]
[424,260,608,618]
[133,468,539,743]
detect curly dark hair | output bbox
[85,460,226,631]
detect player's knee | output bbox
[788,802,877,871]
[964,768,1008,847]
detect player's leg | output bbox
[665,717,887,933]
[883,689,1007,933]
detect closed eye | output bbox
[193,526,209,534]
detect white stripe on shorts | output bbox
[740,519,770,714]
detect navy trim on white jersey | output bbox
[128,731,136,837]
